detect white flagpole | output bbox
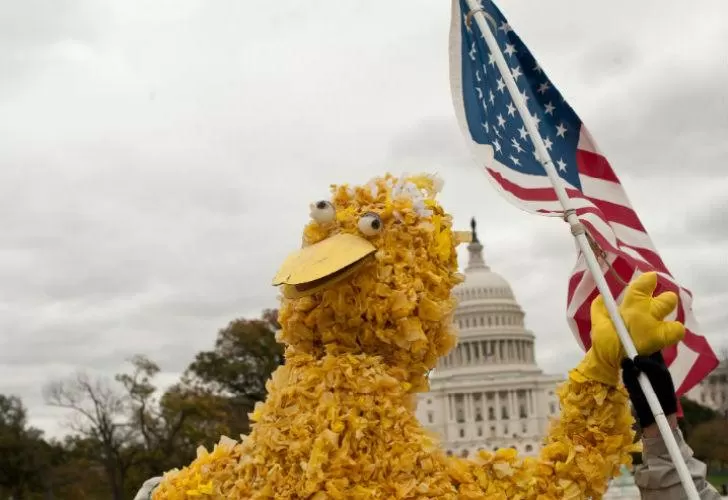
[463,2,699,498]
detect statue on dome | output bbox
[135,173,714,500]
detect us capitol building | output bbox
[416,219,564,458]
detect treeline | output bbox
[0,310,284,500]
[678,397,728,477]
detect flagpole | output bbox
[464,2,699,498]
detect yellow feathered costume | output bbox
[151,173,685,500]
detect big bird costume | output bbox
[146,173,686,500]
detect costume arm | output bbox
[449,372,636,499]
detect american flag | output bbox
[449,0,718,396]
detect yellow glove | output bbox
[574,272,685,386]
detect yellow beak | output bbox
[273,232,377,299]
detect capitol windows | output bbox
[488,407,495,420]
[427,411,434,424]
[549,403,557,414]
[461,449,469,458]
[479,316,484,326]
[459,428,465,438]
[477,426,483,437]
[474,407,483,422]
[501,406,509,419]
[521,422,528,434]
[525,444,533,453]
[519,404,527,419]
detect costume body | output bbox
[148,174,687,500]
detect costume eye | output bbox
[310,200,335,223]
[358,212,383,236]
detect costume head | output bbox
[273,173,468,392]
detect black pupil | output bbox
[316,201,328,209]
[370,218,381,230]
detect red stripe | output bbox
[576,149,620,183]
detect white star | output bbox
[494,126,502,138]
[530,113,541,128]
[511,137,524,153]
[476,70,482,82]
[496,78,506,93]
[504,43,517,57]
[511,66,523,81]
[506,103,516,116]
[488,53,496,67]
[482,64,488,75]
[518,126,528,140]
[509,154,521,166]
[476,87,483,100]
[469,42,477,61]
[543,136,553,150]
[537,82,551,94]
[493,139,502,153]
[481,100,487,113]
[498,21,512,33]
[482,121,490,133]
[555,123,568,138]
[557,158,567,172]
[496,114,506,128]
[533,62,543,73]
[544,102,556,115]
[489,90,495,105]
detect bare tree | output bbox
[43,372,138,500]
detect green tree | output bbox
[0,394,50,499]
[679,396,721,440]
[115,356,232,489]
[688,419,728,469]
[184,313,284,436]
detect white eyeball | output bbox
[358,212,383,236]
[310,200,335,223]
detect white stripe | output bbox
[579,174,633,208]
[679,288,699,331]
[611,222,658,253]
[579,211,619,249]
[618,246,655,269]
[566,253,609,317]
[668,344,699,391]
[577,127,604,156]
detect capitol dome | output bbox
[453,218,517,304]
[438,218,537,378]
[416,217,564,458]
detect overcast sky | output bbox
[1,0,726,438]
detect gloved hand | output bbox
[621,351,677,428]
[133,477,161,500]
[574,272,685,386]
